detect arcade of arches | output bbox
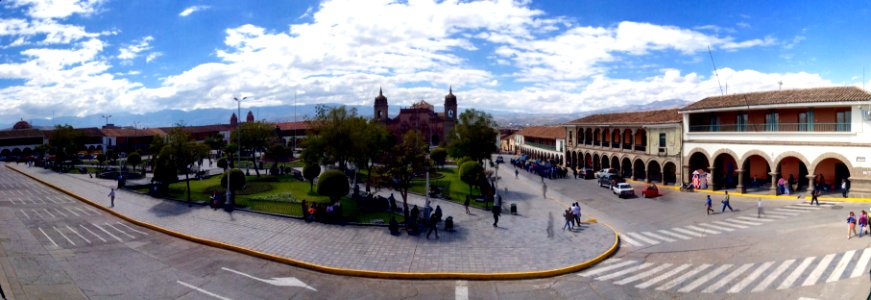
[685,150,853,194]
[564,149,680,185]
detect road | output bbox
[2,161,871,299]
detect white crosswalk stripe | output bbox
[712,220,748,229]
[827,250,855,283]
[702,263,753,293]
[728,261,774,293]
[64,207,80,216]
[657,229,691,240]
[596,263,654,281]
[79,224,106,243]
[778,256,816,290]
[752,259,795,292]
[723,218,762,226]
[766,210,800,216]
[764,214,788,219]
[671,227,705,238]
[640,231,675,243]
[786,205,820,210]
[636,264,691,289]
[53,226,75,246]
[850,248,871,278]
[697,222,733,232]
[736,216,773,223]
[614,263,673,285]
[620,235,643,247]
[686,225,719,235]
[92,223,124,243]
[579,260,635,277]
[116,223,149,235]
[656,264,712,291]
[775,207,809,213]
[677,264,732,293]
[105,223,136,239]
[66,225,90,244]
[802,254,836,286]
[38,227,58,247]
[624,232,659,245]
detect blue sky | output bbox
[1,0,869,124]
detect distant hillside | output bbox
[2,99,691,129]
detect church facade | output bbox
[374,88,458,146]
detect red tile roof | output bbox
[682,86,871,111]
[100,128,166,137]
[0,128,45,139]
[565,109,681,125]
[517,126,564,140]
[275,121,309,131]
[160,124,231,134]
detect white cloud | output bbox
[298,6,313,19]
[117,36,154,61]
[179,5,210,17]
[8,0,104,19]
[145,52,162,63]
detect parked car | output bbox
[612,182,635,198]
[598,174,624,188]
[641,184,661,198]
[595,168,617,178]
[579,168,595,180]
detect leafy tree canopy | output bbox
[447,109,498,163]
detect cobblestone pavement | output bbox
[4,164,616,274]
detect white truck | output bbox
[611,182,635,198]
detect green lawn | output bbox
[409,168,490,209]
[162,174,402,223]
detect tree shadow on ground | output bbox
[147,200,195,217]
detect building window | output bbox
[658,133,666,153]
[736,113,748,132]
[765,111,779,131]
[837,111,851,132]
[798,109,814,132]
[708,115,720,132]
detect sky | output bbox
[1,0,870,124]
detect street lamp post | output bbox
[227,96,247,208]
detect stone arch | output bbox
[810,152,855,175]
[601,154,610,169]
[585,152,593,169]
[773,151,812,173]
[633,158,646,180]
[621,157,632,178]
[774,151,812,193]
[683,147,711,166]
[739,149,773,168]
[687,150,711,186]
[663,161,678,185]
[611,156,619,172]
[611,128,621,148]
[647,160,662,182]
[593,153,601,170]
[811,153,853,193]
[593,128,601,146]
[712,150,739,190]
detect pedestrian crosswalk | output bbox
[620,202,831,248]
[35,222,148,248]
[581,247,871,293]
[17,206,101,220]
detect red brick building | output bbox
[373,88,457,146]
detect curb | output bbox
[6,164,620,280]
[624,179,871,202]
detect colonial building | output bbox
[680,86,871,197]
[0,120,45,158]
[515,126,565,164]
[374,88,457,146]
[563,109,683,184]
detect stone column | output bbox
[707,167,716,190]
[682,165,690,186]
[804,174,816,194]
[736,170,745,193]
[769,171,779,193]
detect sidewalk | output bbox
[6,164,616,276]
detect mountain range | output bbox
[3,99,691,130]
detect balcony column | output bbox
[682,165,691,186]
[805,174,817,194]
[736,170,745,193]
[769,171,780,194]
[630,129,636,152]
[707,167,716,190]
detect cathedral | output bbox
[374,87,458,146]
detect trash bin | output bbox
[510,203,517,215]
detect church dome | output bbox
[375,88,387,105]
[12,119,31,130]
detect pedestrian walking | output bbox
[562,208,573,230]
[572,202,581,225]
[426,213,440,239]
[542,182,547,199]
[848,211,858,239]
[842,179,849,198]
[108,188,115,208]
[464,195,471,214]
[757,198,764,218]
[515,169,519,179]
[860,210,869,237]
[705,195,714,215]
[492,205,501,227]
[721,191,733,213]
[810,188,820,206]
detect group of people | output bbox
[301,200,344,224]
[704,191,734,215]
[561,202,583,230]
[510,158,567,180]
[847,210,871,239]
[389,204,444,238]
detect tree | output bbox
[148,135,165,156]
[317,170,349,204]
[203,133,226,153]
[430,147,447,168]
[48,124,84,170]
[151,152,177,194]
[96,154,106,169]
[303,163,321,192]
[447,109,498,164]
[459,161,485,196]
[381,130,430,220]
[217,157,228,170]
[127,152,142,172]
[264,144,289,163]
[220,168,246,205]
[301,105,367,171]
[351,120,390,191]
[230,121,277,177]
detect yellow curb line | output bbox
[625,179,871,202]
[6,164,619,280]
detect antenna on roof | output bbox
[778,80,783,90]
[707,45,724,96]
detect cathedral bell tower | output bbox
[444,86,457,143]
[374,87,388,122]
